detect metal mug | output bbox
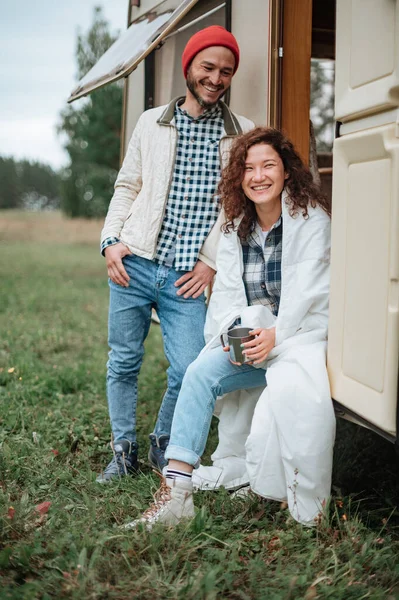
[220,326,255,364]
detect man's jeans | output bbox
[165,346,267,467]
[107,254,206,443]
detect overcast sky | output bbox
[1,0,128,169]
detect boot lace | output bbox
[141,474,171,521]
[105,440,133,475]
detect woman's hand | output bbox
[222,343,242,366]
[242,327,276,365]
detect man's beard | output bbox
[186,71,225,109]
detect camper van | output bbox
[68,0,399,450]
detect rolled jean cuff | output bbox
[165,444,201,469]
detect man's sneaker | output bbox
[123,476,194,530]
[96,439,139,483]
[148,434,169,472]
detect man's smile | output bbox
[201,81,224,94]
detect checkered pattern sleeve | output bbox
[101,236,120,256]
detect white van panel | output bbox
[229,0,270,125]
[328,123,399,434]
[124,62,145,155]
[335,0,399,122]
[340,109,399,137]
[68,0,199,103]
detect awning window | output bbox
[68,0,199,103]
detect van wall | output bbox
[123,0,161,152]
[327,0,399,435]
[230,0,270,125]
[123,0,271,155]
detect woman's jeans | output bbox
[165,346,267,467]
[107,254,206,443]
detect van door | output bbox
[327,0,399,436]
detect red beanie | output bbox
[182,26,240,78]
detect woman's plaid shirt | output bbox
[241,217,282,316]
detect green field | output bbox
[0,211,398,599]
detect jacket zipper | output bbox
[152,124,178,256]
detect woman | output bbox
[126,127,335,528]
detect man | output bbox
[97,25,254,483]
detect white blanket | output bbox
[193,194,336,526]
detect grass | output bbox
[0,210,398,599]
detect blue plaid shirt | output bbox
[101,100,224,271]
[241,217,282,316]
[155,100,223,270]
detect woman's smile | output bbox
[251,183,272,192]
[241,143,287,210]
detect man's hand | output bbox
[175,260,216,299]
[242,327,276,365]
[105,242,132,287]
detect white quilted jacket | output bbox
[101,98,254,270]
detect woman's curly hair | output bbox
[219,127,330,240]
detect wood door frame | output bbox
[268,0,284,129]
[281,0,312,164]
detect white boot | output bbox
[123,477,195,530]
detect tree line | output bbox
[57,7,122,219]
[0,157,61,211]
[1,7,121,219]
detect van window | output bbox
[68,0,200,103]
